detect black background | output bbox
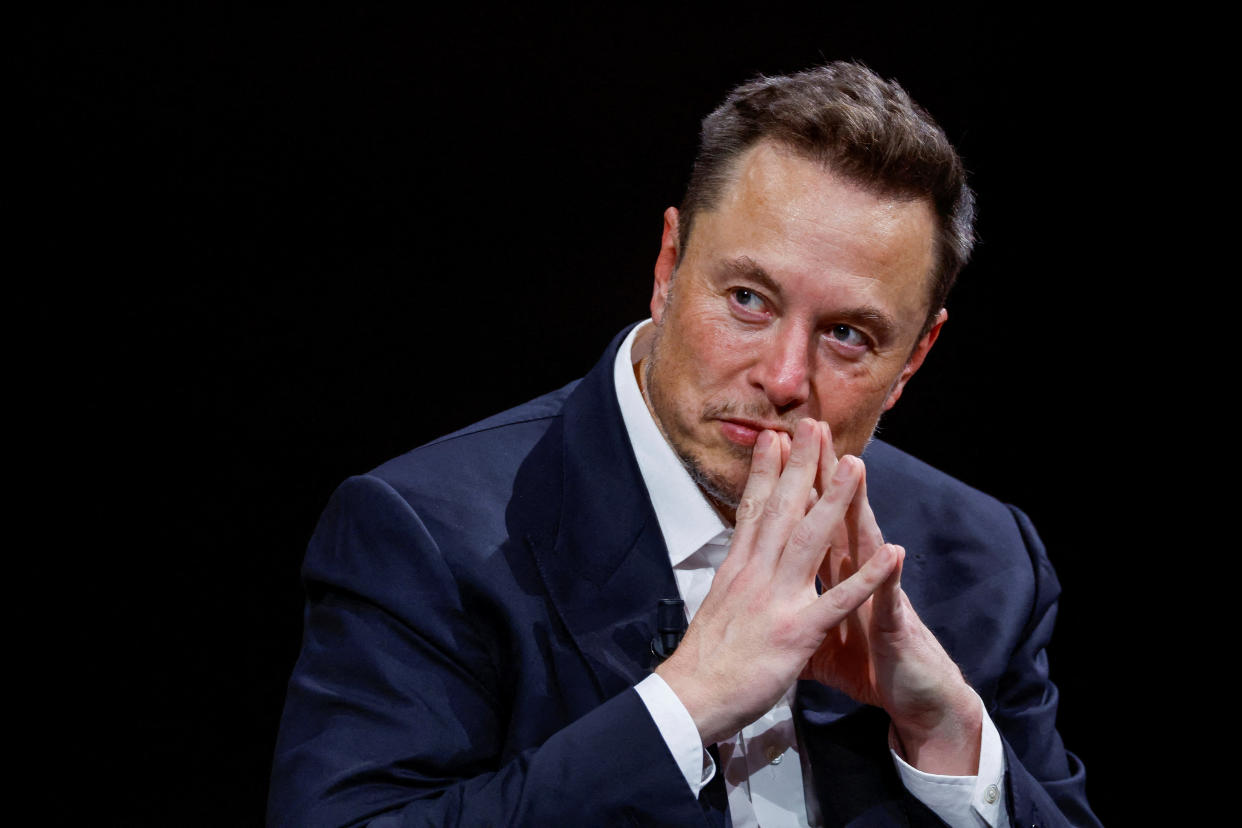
[22,7,1179,825]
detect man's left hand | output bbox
[807,423,983,776]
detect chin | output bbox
[687,463,742,510]
[677,446,748,510]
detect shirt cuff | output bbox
[889,690,1009,828]
[634,673,716,796]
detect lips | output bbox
[718,419,787,447]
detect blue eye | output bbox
[829,324,865,347]
[729,288,769,316]
[733,288,761,308]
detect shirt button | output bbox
[765,746,783,765]
[984,783,999,804]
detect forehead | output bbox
[693,141,938,323]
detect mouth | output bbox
[717,418,789,448]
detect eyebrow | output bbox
[719,256,900,343]
[721,256,784,301]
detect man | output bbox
[269,63,1098,827]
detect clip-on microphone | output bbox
[650,598,687,661]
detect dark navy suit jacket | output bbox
[269,328,1100,827]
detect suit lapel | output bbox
[525,333,947,826]
[528,328,680,700]
[527,336,940,706]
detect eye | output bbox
[827,324,867,349]
[730,288,767,314]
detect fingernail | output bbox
[796,418,816,442]
[757,430,774,451]
[831,455,855,483]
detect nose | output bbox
[748,322,812,411]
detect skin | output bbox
[641,140,981,775]
[640,141,945,518]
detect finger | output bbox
[815,421,838,499]
[715,429,782,587]
[822,506,853,590]
[820,536,854,592]
[824,522,851,587]
[779,431,792,470]
[807,541,899,633]
[749,418,822,573]
[821,451,862,587]
[870,544,907,633]
[777,453,862,589]
[845,463,886,568]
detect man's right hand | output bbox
[654,418,900,745]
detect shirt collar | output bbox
[614,321,731,568]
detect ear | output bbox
[650,207,680,324]
[882,308,947,411]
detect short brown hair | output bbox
[679,61,975,331]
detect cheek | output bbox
[814,362,892,411]
[813,364,902,443]
[673,310,752,383]
[707,335,757,375]
[838,357,901,390]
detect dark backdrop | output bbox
[22,7,1172,825]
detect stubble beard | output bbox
[681,446,745,511]
[644,346,884,514]
[643,348,758,512]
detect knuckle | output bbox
[748,461,773,479]
[827,476,849,498]
[735,496,764,523]
[771,615,802,649]
[762,491,789,520]
[725,567,758,598]
[823,580,863,613]
[786,450,811,470]
[817,592,849,622]
[822,482,853,508]
[788,521,820,552]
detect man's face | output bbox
[642,140,945,509]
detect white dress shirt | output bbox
[615,321,1010,828]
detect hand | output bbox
[806,430,982,775]
[655,418,900,745]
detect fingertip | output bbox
[795,418,816,442]
[831,454,861,484]
[816,425,837,481]
[756,429,775,453]
[756,430,783,476]
[885,544,905,587]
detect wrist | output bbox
[655,659,733,746]
[890,683,982,776]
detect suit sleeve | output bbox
[994,506,1102,828]
[267,474,710,827]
